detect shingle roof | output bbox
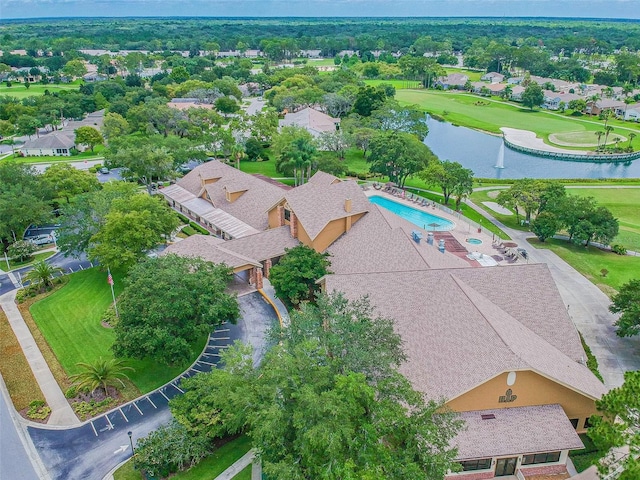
[223,226,299,262]
[283,179,370,241]
[177,160,286,230]
[21,132,75,150]
[454,405,584,460]
[324,265,605,401]
[162,235,261,269]
[327,205,468,274]
[279,107,340,136]
[308,170,340,186]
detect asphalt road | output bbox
[27,292,278,480]
[0,251,93,296]
[1,382,41,480]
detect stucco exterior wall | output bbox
[446,370,598,433]
[311,212,366,252]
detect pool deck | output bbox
[365,190,522,267]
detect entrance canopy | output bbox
[454,404,583,461]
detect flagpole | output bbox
[108,267,119,318]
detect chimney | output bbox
[289,212,298,239]
[344,198,352,213]
[277,205,285,227]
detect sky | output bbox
[1,0,639,20]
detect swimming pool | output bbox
[369,195,455,231]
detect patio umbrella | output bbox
[427,222,440,230]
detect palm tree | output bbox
[230,143,245,170]
[70,358,134,396]
[603,125,615,150]
[613,137,622,152]
[594,131,604,150]
[628,132,637,151]
[23,261,63,290]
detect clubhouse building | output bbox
[160,160,606,479]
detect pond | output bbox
[422,116,640,179]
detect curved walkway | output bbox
[466,198,640,389]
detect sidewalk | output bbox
[213,449,255,480]
[0,290,80,425]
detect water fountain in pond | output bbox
[495,141,505,169]
[494,142,504,168]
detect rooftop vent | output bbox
[481,414,496,420]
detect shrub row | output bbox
[176,213,190,224]
[181,225,197,236]
[189,221,210,235]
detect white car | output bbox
[28,234,54,246]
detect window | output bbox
[284,209,291,221]
[460,458,492,471]
[522,452,561,465]
[570,418,579,429]
[584,417,595,429]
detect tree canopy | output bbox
[42,163,100,203]
[113,254,239,364]
[170,293,462,480]
[88,193,179,271]
[610,279,640,338]
[269,244,331,308]
[589,370,640,479]
[419,159,474,209]
[367,130,435,187]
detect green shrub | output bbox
[611,244,627,255]
[27,400,51,420]
[88,164,102,173]
[176,213,190,224]
[579,333,604,382]
[189,222,210,235]
[72,397,115,420]
[101,305,119,328]
[180,225,197,236]
[65,386,78,398]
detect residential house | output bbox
[542,91,582,110]
[435,73,469,90]
[586,98,627,116]
[507,76,524,85]
[481,72,505,83]
[82,72,108,82]
[617,102,640,121]
[300,49,322,58]
[167,98,214,111]
[20,132,75,157]
[279,107,340,138]
[509,85,526,102]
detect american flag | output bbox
[107,271,114,286]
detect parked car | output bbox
[100,167,110,174]
[27,234,54,246]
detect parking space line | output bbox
[198,360,216,366]
[159,390,170,401]
[133,402,143,416]
[210,336,230,341]
[105,415,114,430]
[171,383,185,393]
[203,352,220,356]
[215,328,230,333]
[90,421,98,437]
[191,367,204,373]
[147,396,157,409]
[119,408,129,422]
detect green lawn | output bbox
[570,434,606,473]
[566,187,640,252]
[364,79,423,90]
[29,268,206,393]
[529,238,640,294]
[307,58,337,67]
[113,435,252,480]
[444,67,484,82]
[6,251,56,270]
[8,145,105,165]
[395,89,640,149]
[0,83,80,98]
[235,465,252,480]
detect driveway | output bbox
[26,292,278,480]
[467,199,640,389]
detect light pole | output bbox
[127,431,134,460]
